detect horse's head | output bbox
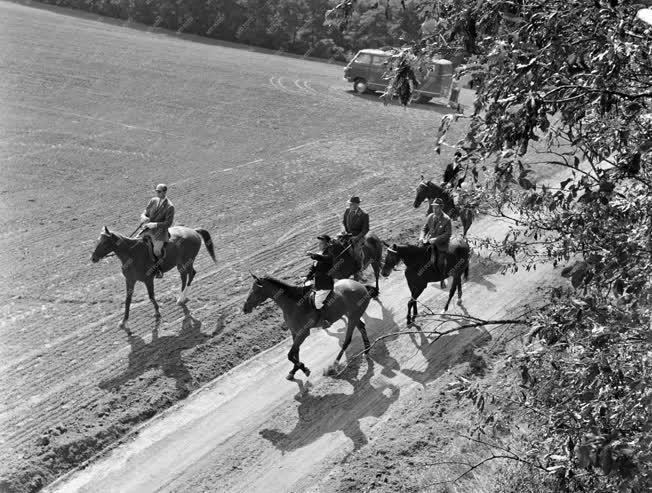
[91,226,116,263]
[381,243,401,277]
[243,274,273,313]
[414,179,430,209]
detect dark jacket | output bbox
[306,246,335,290]
[342,208,369,241]
[421,212,452,249]
[143,197,175,241]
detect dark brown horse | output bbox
[329,233,384,294]
[381,240,470,325]
[243,275,375,380]
[91,226,216,329]
[413,177,474,236]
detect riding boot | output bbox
[316,308,331,328]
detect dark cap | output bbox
[347,196,361,204]
[432,198,444,206]
[317,234,331,242]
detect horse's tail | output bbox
[196,229,216,262]
[364,284,379,299]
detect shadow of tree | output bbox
[260,358,399,452]
[99,305,207,393]
[401,317,491,385]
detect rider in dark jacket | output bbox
[306,234,334,326]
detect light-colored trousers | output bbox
[141,230,165,256]
[314,289,331,309]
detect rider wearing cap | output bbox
[306,234,334,327]
[139,183,175,278]
[341,196,369,271]
[419,197,452,277]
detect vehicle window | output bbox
[371,56,387,66]
[353,53,372,64]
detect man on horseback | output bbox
[340,196,369,273]
[441,151,464,189]
[305,234,335,328]
[419,197,452,280]
[139,183,175,279]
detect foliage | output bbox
[32,0,423,63]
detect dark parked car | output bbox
[344,49,454,103]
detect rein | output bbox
[104,224,144,258]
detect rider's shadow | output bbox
[260,359,399,452]
[99,306,207,394]
[466,253,505,292]
[361,299,402,378]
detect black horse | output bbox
[413,178,474,237]
[381,240,470,325]
[328,233,383,294]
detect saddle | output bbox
[307,288,333,311]
[140,235,169,263]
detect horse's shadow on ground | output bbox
[99,305,207,393]
[465,251,505,292]
[260,358,399,452]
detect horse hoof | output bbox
[176,297,187,306]
[154,312,161,319]
[457,298,463,305]
[286,373,295,381]
[302,367,311,377]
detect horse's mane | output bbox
[397,244,428,256]
[262,276,306,299]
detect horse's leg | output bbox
[144,278,161,319]
[462,209,473,237]
[287,328,310,380]
[356,319,371,354]
[177,268,188,306]
[371,259,380,294]
[409,284,426,325]
[457,271,464,303]
[444,275,460,312]
[120,278,136,330]
[335,319,357,363]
